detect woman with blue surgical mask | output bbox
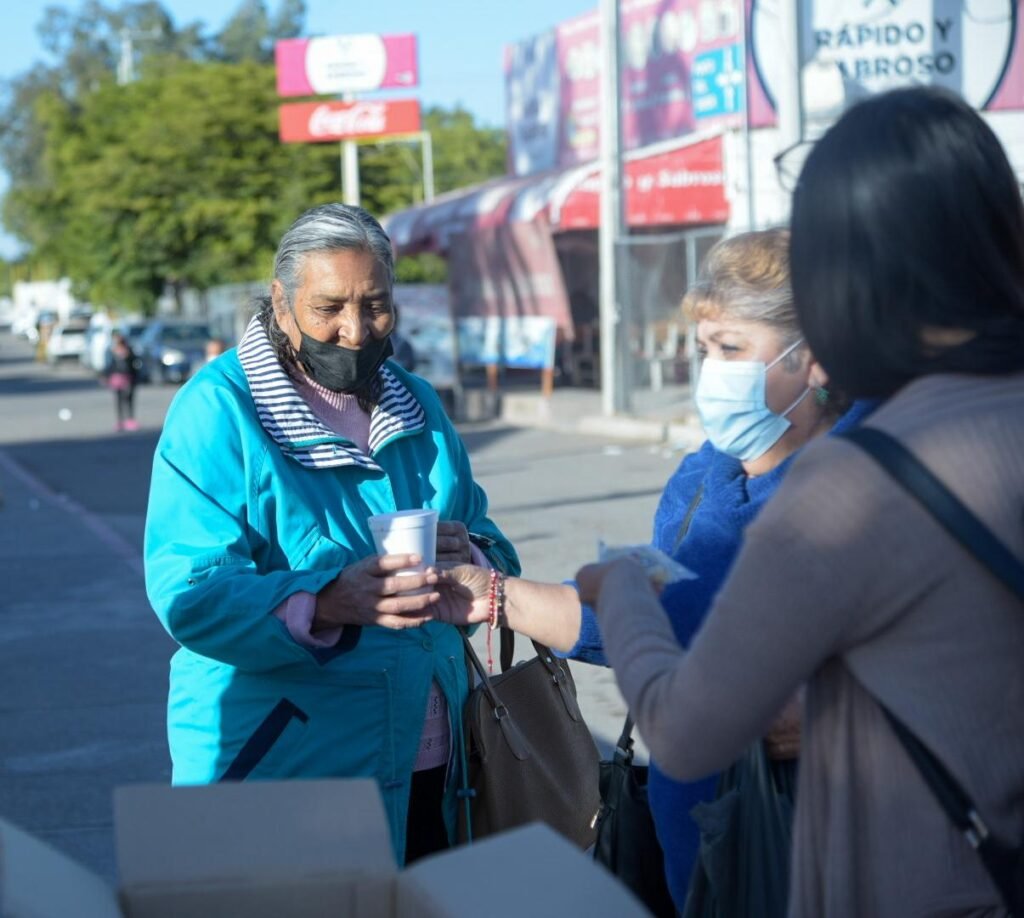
[435,228,876,915]
[694,322,829,472]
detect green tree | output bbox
[1,1,509,309]
[34,57,339,310]
[358,105,507,215]
[215,0,306,63]
[0,1,207,275]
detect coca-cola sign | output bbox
[279,99,421,143]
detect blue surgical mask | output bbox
[695,338,810,461]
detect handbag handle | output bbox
[842,426,1024,910]
[461,630,530,761]
[613,714,636,767]
[461,627,585,733]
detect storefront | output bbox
[384,130,731,391]
[385,0,1024,407]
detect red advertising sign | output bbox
[276,34,418,97]
[554,135,727,230]
[278,99,421,144]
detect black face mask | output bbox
[297,332,393,393]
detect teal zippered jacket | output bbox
[144,316,518,863]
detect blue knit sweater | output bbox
[566,400,875,910]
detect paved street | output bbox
[0,330,685,880]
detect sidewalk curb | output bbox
[496,396,706,451]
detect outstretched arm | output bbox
[436,566,583,652]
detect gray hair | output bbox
[682,228,800,346]
[257,203,394,410]
[274,203,395,306]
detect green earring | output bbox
[814,386,830,405]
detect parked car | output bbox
[136,320,212,383]
[45,322,90,364]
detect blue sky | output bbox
[0,0,597,257]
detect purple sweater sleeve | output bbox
[273,591,343,648]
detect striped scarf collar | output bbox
[237,315,425,470]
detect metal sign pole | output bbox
[777,0,805,157]
[740,4,756,230]
[341,93,360,206]
[342,141,360,206]
[420,131,435,203]
[599,0,629,416]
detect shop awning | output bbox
[384,131,728,256]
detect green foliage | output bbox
[0,0,508,310]
[425,106,507,194]
[32,57,342,309]
[216,0,306,63]
[357,105,507,218]
[395,254,448,285]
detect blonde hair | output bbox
[683,229,799,343]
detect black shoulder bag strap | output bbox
[842,426,1024,912]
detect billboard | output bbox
[506,0,746,175]
[278,99,421,143]
[748,0,1022,126]
[507,1,1023,174]
[275,34,418,97]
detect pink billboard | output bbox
[276,34,418,97]
[507,1,745,175]
[507,1,1024,175]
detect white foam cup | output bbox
[367,509,439,593]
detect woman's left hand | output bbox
[764,692,803,760]
[575,558,648,608]
[436,521,472,564]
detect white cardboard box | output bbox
[397,823,651,918]
[0,780,650,918]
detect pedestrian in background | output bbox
[104,331,139,431]
[203,337,227,364]
[577,87,1024,916]
[144,204,517,866]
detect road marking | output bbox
[0,447,144,576]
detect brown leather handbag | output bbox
[457,628,602,848]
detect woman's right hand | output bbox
[314,553,441,631]
[434,564,492,625]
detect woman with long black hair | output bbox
[575,88,1024,916]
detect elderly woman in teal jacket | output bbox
[144,204,517,866]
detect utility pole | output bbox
[776,0,805,156]
[117,27,162,85]
[598,0,630,416]
[740,4,756,230]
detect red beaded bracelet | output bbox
[489,571,507,631]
